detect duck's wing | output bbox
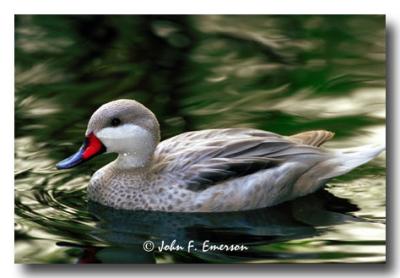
[289,130,334,147]
[153,128,326,190]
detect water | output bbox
[14,15,386,263]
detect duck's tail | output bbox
[323,144,385,180]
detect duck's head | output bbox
[56,99,160,170]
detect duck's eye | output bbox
[111,118,121,127]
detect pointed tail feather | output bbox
[323,145,385,180]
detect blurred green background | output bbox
[15,15,385,264]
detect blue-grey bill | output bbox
[56,145,85,169]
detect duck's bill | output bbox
[56,133,106,169]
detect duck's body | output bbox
[57,99,384,212]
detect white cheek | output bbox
[96,124,154,155]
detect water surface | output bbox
[15,15,385,263]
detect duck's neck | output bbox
[115,152,153,170]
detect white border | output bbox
[8,0,393,14]
[2,0,399,277]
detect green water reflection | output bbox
[15,15,385,263]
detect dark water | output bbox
[15,15,386,263]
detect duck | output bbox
[56,99,384,212]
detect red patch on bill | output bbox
[82,133,105,159]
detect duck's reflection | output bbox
[75,189,360,263]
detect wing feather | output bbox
[152,128,326,191]
[289,130,334,147]
[185,157,281,191]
